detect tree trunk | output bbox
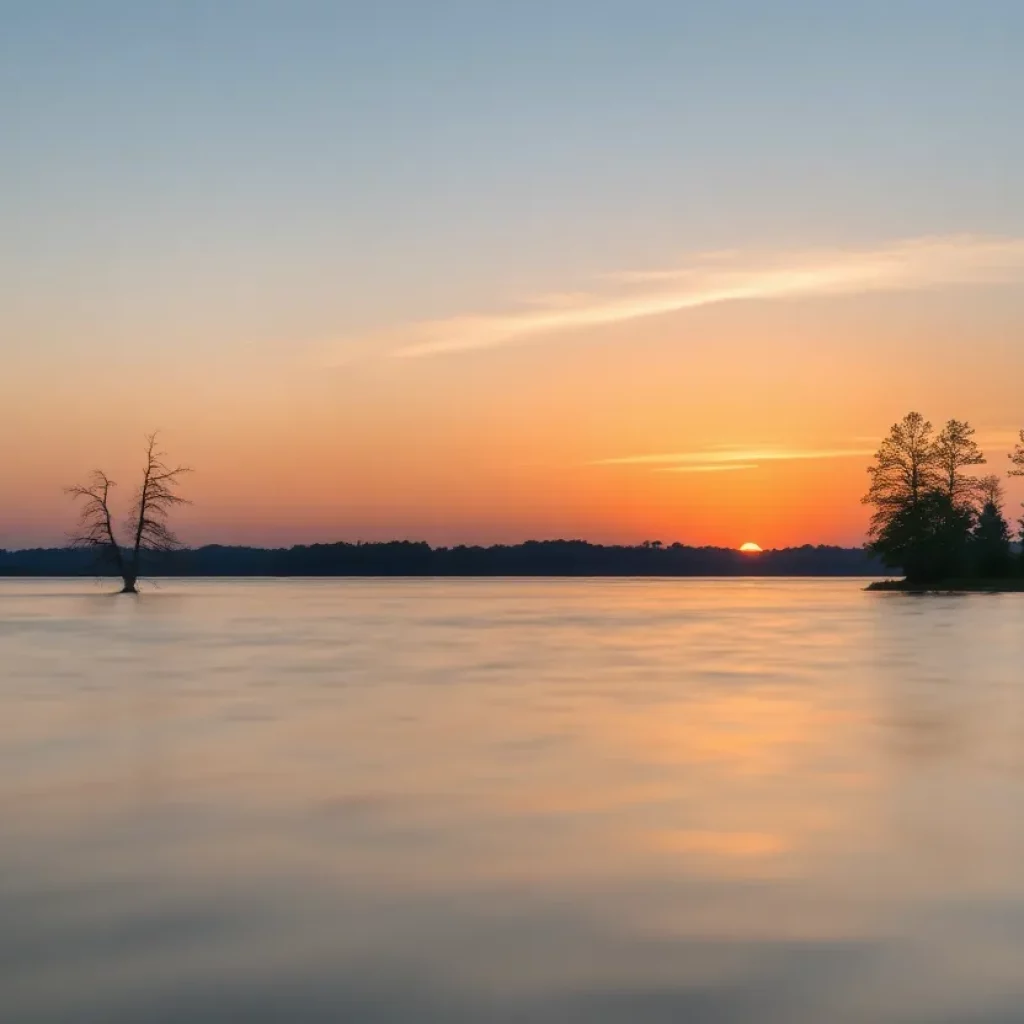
[120,575,138,594]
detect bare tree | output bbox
[67,433,191,593]
[862,412,939,539]
[65,471,128,583]
[932,419,986,510]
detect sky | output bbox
[4,0,1024,549]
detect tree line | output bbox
[2,540,883,579]
[54,419,1024,590]
[864,413,1024,584]
[53,433,887,589]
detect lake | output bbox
[4,577,1024,1022]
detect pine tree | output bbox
[971,500,1012,578]
[1018,516,1024,577]
[1005,432,1024,575]
[871,489,973,583]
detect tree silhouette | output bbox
[1008,430,1024,478]
[870,489,972,584]
[65,471,128,584]
[972,498,1012,578]
[863,413,990,583]
[933,419,986,510]
[862,412,939,540]
[977,474,1005,508]
[67,433,191,593]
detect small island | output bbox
[866,578,1024,593]
[862,413,1024,592]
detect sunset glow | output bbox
[740,543,764,554]
[2,4,1024,552]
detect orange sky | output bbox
[6,279,1024,550]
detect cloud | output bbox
[594,446,876,465]
[655,463,761,473]
[375,235,1024,359]
[592,445,876,474]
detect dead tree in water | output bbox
[67,434,191,593]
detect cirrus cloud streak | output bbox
[376,235,1024,359]
[592,445,877,475]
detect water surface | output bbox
[4,578,1024,1022]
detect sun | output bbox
[739,542,763,553]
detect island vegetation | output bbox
[864,413,1024,590]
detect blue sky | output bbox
[5,0,1022,332]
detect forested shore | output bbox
[0,540,881,578]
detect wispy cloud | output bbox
[374,235,1024,359]
[655,463,760,473]
[592,445,875,474]
[594,447,876,466]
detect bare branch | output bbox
[130,431,192,564]
[976,474,1005,509]
[64,470,125,574]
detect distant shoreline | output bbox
[1,572,887,581]
[0,541,884,578]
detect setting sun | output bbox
[739,542,763,553]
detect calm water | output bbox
[4,578,1024,1022]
